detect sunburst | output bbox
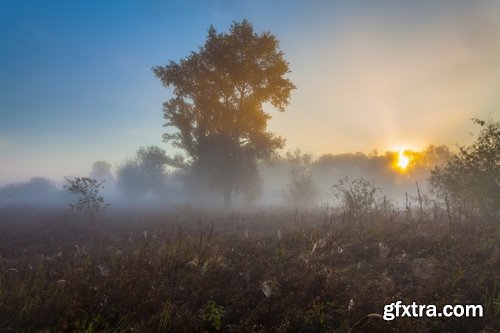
[396,149,410,170]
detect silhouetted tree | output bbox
[117,161,146,199]
[64,177,108,219]
[282,149,319,207]
[89,161,114,183]
[117,145,169,200]
[153,20,295,206]
[418,145,452,169]
[430,118,499,222]
[136,146,170,188]
[0,177,59,206]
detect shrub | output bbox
[332,177,381,226]
[64,177,108,219]
[430,118,499,222]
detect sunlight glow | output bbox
[396,150,410,170]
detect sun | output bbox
[396,149,410,170]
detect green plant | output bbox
[158,302,173,332]
[199,300,226,331]
[484,280,500,317]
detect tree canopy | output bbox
[153,20,295,205]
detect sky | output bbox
[1,0,499,184]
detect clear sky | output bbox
[1,0,499,184]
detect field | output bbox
[0,207,498,332]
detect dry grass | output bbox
[0,207,498,332]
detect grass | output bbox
[0,206,498,332]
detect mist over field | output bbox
[0,145,451,210]
[0,1,498,332]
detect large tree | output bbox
[153,20,295,205]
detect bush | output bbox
[430,118,499,222]
[332,177,381,226]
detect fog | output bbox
[0,144,452,214]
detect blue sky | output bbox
[1,1,499,184]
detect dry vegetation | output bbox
[0,205,498,332]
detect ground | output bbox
[0,207,498,332]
